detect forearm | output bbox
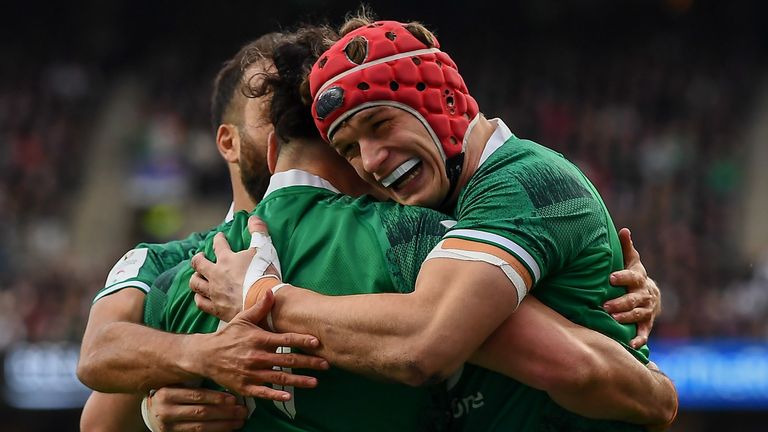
[270,260,517,386]
[471,296,676,425]
[271,286,433,385]
[548,328,677,425]
[78,321,203,393]
[81,392,146,432]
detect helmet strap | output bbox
[441,152,465,210]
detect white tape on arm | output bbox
[242,232,283,309]
[425,241,528,308]
[266,283,289,331]
[141,391,158,432]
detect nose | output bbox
[359,138,389,177]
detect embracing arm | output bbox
[269,258,519,385]
[77,288,201,393]
[472,296,677,426]
[77,288,327,397]
[81,392,146,432]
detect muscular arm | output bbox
[471,296,677,426]
[271,258,514,385]
[81,392,146,432]
[265,260,675,425]
[78,287,327,397]
[77,289,200,393]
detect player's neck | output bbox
[274,139,371,196]
[230,169,257,212]
[443,114,495,208]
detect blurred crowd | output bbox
[0,58,101,347]
[0,24,766,354]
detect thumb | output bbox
[618,227,640,265]
[212,232,233,258]
[235,289,274,325]
[248,216,269,236]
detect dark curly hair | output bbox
[210,32,284,134]
[247,25,339,145]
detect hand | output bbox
[189,290,330,400]
[604,228,662,348]
[191,217,279,321]
[145,386,247,432]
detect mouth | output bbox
[381,158,423,190]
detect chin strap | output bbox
[441,152,465,209]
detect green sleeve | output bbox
[93,228,214,303]
[448,160,600,287]
[377,203,449,292]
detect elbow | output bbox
[76,355,99,390]
[396,345,463,388]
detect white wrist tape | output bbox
[241,233,282,306]
[141,391,158,432]
[266,283,288,331]
[425,240,528,309]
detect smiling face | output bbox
[330,106,450,208]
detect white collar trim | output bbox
[478,118,513,166]
[263,169,340,199]
[224,202,235,223]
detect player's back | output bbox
[157,172,451,432]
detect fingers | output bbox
[194,293,217,317]
[262,331,322,352]
[166,421,246,432]
[150,388,248,431]
[235,290,275,324]
[630,321,651,348]
[166,403,249,422]
[155,387,236,406]
[248,216,269,235]
[189,271,210,298]
[603,291,652,314]
[258,351,329,371]
[212,232,234,258]
[608,269,645,291]
[609,306,654,324]
[190,253,215,278]
[617,227,641,265]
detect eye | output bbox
[371,118,390,132]
[338,142,360,160]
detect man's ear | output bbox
[267,131,278,174]
[216,124,240,163]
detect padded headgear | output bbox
[309,20,479,163]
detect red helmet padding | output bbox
[309,20,479,160]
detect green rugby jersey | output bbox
[148,170,451,432]
[443,120,647,431]
[93,228,216,303]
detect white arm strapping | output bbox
[424,240,528,309]
[242,232,283,309]
[141,391,158,432]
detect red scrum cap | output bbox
[308,20,479,163]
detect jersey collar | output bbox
[263,169,340,199]
[478,118,513,166]
[224,202,235,223]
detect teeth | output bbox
[381,158,421,188]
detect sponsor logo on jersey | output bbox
[104,248,149,286]
[451,391,485,418]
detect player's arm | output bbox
[81,392,146,432]
[77,286,327,397]
[472,295,677,427]
[81,388,248,432]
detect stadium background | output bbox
[1,0,767,430]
